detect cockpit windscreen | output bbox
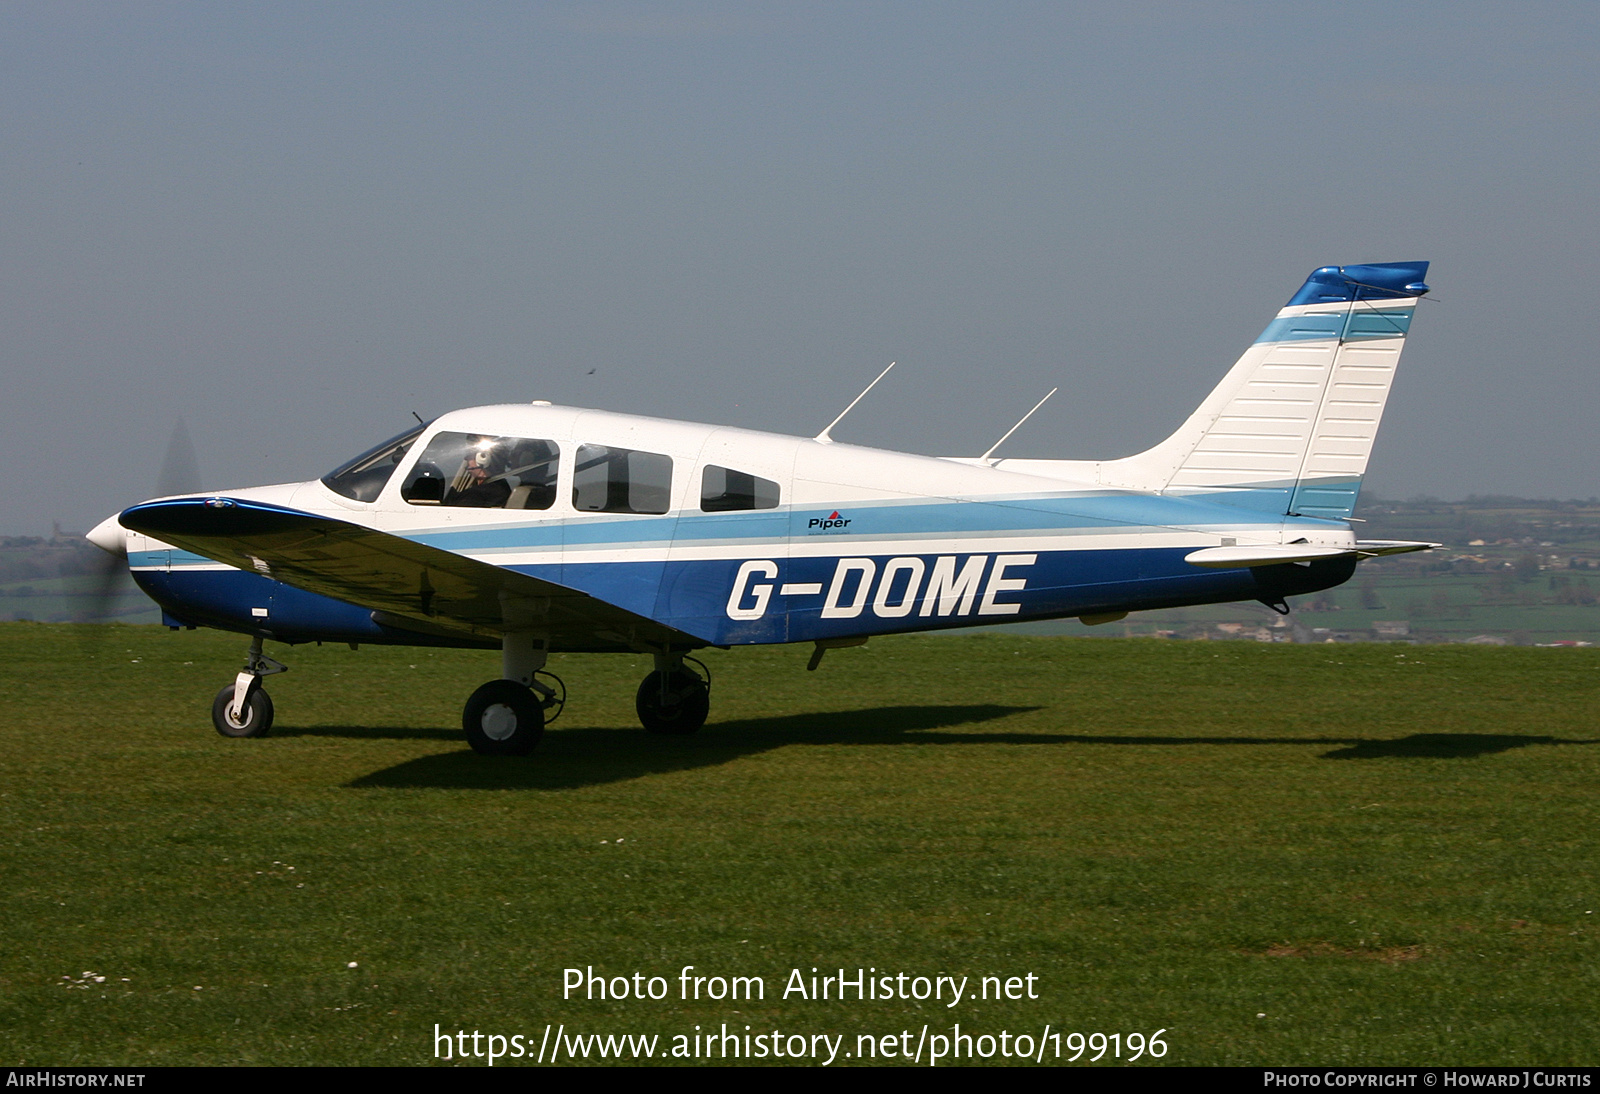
[321,424,427,502]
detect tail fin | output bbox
[1094,261,1429,519]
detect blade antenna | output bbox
[980,387,1058,464]
[814,362,896,444]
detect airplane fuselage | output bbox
[123,402,1358,651]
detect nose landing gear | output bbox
[211,636,287,738]
[636,654,710,735]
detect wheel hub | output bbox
[481,703,519,741]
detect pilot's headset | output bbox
[469,437,503,475]
[450,437,498,494]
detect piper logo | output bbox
[808,510,852,533]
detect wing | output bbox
[119,497,700,651]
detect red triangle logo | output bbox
[828,511,841,520]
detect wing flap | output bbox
[119,497,695,648]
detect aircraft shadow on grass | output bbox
[337,704,1037,790]
[1316,733,1596,760]
[276,724,465,742]
[304,706,1600,792]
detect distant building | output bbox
[1372,621,1411,637]
[1311,627,1358,643]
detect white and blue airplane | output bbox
[88,261,1436,754]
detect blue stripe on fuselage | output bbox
[130,566,424,644]
[541,546,1355,645]
[131,545,1355,650]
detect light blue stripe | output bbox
[1289,480,1363,521]
[129,549,216,568]
[401,489,1343,554]
[1255,307,1413,345]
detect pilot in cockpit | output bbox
[447,438,558,509]
[448,441,510,506]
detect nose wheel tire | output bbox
[463,680,545,756]
[636,667,710,735]
[211,684,274,738]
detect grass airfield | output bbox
[2,621,1598,1067]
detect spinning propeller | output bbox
[81,420,202,628]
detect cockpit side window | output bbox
[321,424,427,503]
[572,444,672,514]
[401,432,560,510]
[700,465,780,511]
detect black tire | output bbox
[212,683,274,738]
[635,668,710,735]
[462,680,544,756]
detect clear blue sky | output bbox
[5,2,1597,535]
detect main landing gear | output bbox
[636,654,710,735]
[462,645,708,753]
[463,633,565,756]
[460,647,712,752]
[211,636,287,738]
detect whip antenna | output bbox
[980,387,1058,463]
[815,362,896,444]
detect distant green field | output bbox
[3,623,1599,1066]
[1278,572,1600,643]
[985,571,1600,644]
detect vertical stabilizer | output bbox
[1091,262,1429,519]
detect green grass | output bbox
[3,623,1599,1066]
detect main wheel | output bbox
[635,668,710,735]
[211,683,274,738]
[463,680,544,756]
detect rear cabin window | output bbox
[572,444,673,514]
[401,432,560,510]
[700,465,780,511]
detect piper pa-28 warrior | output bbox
[89,261,1437,755]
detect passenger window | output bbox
[700,465,780,511]
[573,444,673,514]
[401,432,560,510]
